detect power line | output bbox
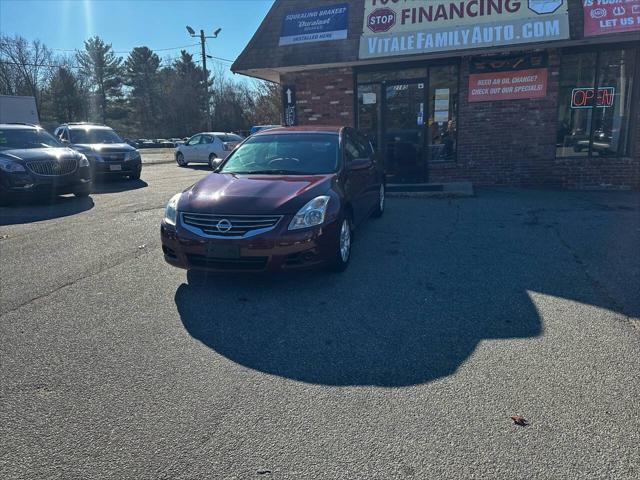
[47,43,201,54]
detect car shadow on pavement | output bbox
[0,195,94,226]
[91,179,148,194]
[174,203,548,386]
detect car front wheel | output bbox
[208,154,218,170]
[176,152,187,167]
[329,216,352,272]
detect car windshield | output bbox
[69,128,123,144]
[219,133,339,175]
[0,128,62,150]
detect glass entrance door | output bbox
[383,82,427,183]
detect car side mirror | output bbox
[348,158,372,171]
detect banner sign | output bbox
[570,87,616,108]
[469,67,548,101]
[583,0,640,37]
[470,51,548,72]
[359,0,570,59]
[280,3,349,46]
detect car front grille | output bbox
[181,213,282,238]
[27,158,78,176]
[100,153,126,162]
[187,254,268,271]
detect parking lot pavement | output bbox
[1,164,639,479]
[139,148,176,165]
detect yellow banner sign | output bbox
[360,0,570,59]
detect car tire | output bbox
[73,184,92,198]
[208,154,218,170]
[328,215,352,273]
[372,183,385,218]
[176,152,187,167]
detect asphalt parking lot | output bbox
[1,163,639,479]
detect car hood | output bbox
[179,173,336,215]
[72,143,135,153]
[0,147,82,164]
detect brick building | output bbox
[232,0,640,189]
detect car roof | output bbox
[198,132,239,136]
[0,123,40,129]
[66,124,113,130]
[253,126,344,136]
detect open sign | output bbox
[571,87,615,109]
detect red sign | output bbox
[583,0,640,37]
[468,68,548,103]
[367,8,396,33]
[571,87,616,108]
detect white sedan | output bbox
[175,132,243,169]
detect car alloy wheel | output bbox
[176,152,186,167]
[208,154,217,170]
[339,218,351,262]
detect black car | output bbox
[54,123,141,180]
[0,123,92,203]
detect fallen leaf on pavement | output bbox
[510,415,529,426]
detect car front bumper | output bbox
[91,158,142,176]
[0,166,92,195]
[160,215,340,272]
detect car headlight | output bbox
[0,158,26,173]
[78,155,90,167]
[125,151,141,161]
[164,193,181,226]
[289,195,330,230]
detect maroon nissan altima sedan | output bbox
[160,126,385,273]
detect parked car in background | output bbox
[136,139,155,149]
[161,126,385,273]
[54,123,142,180]
[250,125,280,135]
[0,123,92,203]
[175,132,243,169]
[169,137,185,146]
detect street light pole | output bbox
[186,25,221,132]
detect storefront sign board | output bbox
[359,0,570,59]
[280,3,349,46]
[583,0,640,36]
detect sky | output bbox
[0,0,275,75]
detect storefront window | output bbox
[557,49,636,158]
[428,65,458,163]
[357,84,381,150]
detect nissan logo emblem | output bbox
[216,219,232,233]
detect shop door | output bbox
[383,82,427,183]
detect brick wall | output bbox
[281,68,355,126]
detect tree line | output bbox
[0,35,281,138]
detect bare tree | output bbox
[0,35,54,111]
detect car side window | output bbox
[187,135,200,146]
[200,135,213,145]
[344,133,360,163]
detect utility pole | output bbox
[186,25,221,132]
[200,29,210,131]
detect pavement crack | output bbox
[550,223,636,330]
[0,246,156,317]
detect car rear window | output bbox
[220,133,339,175]
[217,134,243,142]
[0,128,62,150]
